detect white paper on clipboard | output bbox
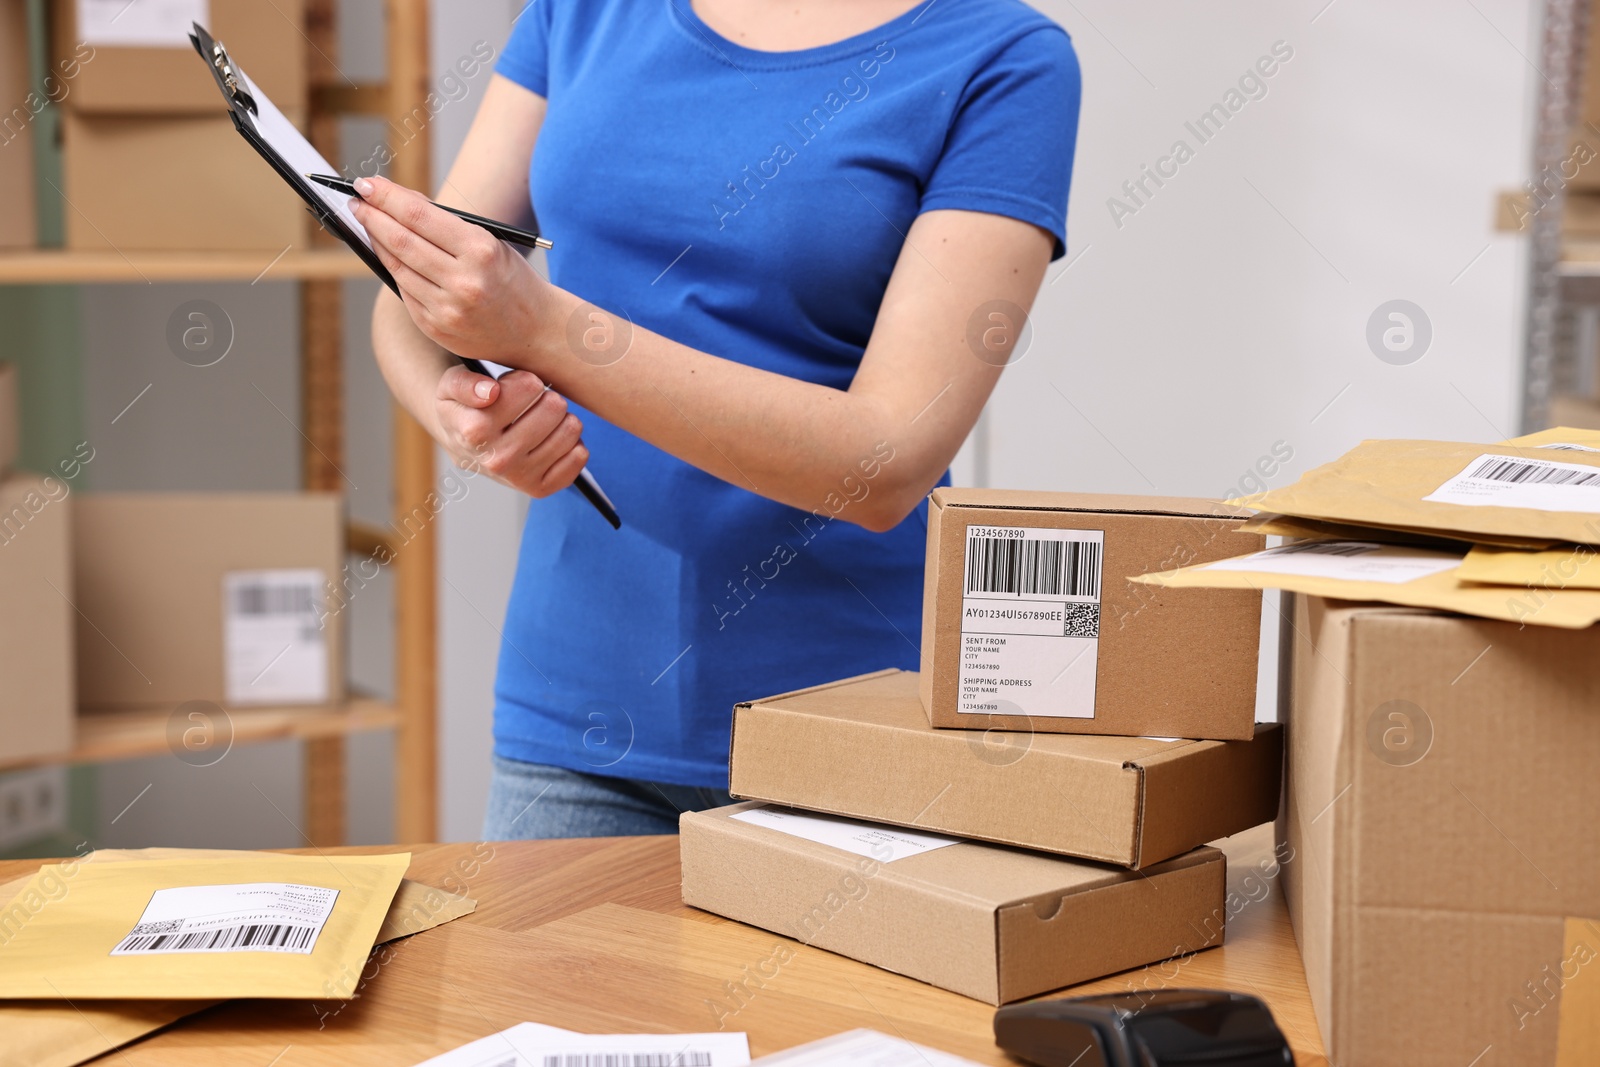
[234,67,371,249]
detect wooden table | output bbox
[0,824,1326,1066]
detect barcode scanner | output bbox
[994,989,1294,1067]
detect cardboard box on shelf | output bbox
[53,0,307,115]
[0,362,17,478]
[61,110,306,251]
[729,669,1282,869]
[0,0,38,249]
[1281,595,1600,1067]
[0,474,75,762]
[919,488,1265,740]
[681,802,1227,1005]
[73,493,344,709]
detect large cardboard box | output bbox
[0,475,75,761]
[920,488,1264,740]
[0,362,17,478]
[729,669,1282,868]
[54,0,307,115]
[0,0,37,248]
[1281,595,1600,1067]
[73,493,344,709]
[61,110,306,251]
[681,802,1227,1005]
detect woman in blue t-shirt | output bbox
[359,0,1080,839]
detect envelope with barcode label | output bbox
[1132,540,1600,628]
[0,852,408,999]
[1227,438,1600,546]
[0,848,472,1067]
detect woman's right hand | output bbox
[435,364,590,498]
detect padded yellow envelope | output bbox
[1236,511,1554,549]
[0,852,408,1000]
[0,850,474,1067]
[1458,543,1600,590]
[1229,438,1600,546]
[1133,540,1600,628]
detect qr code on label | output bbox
[1063,602,1100,638]
[128,919,185,936]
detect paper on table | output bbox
[1458,543,1600,590]
[729,805,960,862]
[0,850,473,1067]
[1134,540,1600,628]
[0,853,408,999]
[749,1029,984,1066]
[1227,438,1600,546]
[412,1021,751,1066]
[77,0,206,47]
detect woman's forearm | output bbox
[371,288,456,444]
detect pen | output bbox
[304,173,554,251]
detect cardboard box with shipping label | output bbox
[53,0,307,115]
[681,802,1226,1005]
[920,488,1264,739]
[73,493,343,709]
[62,110,306,251]
[729,669,1281,869]
[1281,595,1600,1067]
[0,475,75,762]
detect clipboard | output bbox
[189,23,621,529]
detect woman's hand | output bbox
[435,364,589,498]
[350,175,555,371]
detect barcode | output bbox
[539,1056,713,1067]
[1465,457,1600,488]
[112,922,317,954]
[1538,443,1600,452]
[233,583,316,616]
[966,536,1102,599]
[1272,542,1379,558]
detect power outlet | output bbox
[0,768,69,852]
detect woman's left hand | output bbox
[350,175,553,370]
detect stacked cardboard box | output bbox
[683,490,1285,1005]
[54,0,307,250]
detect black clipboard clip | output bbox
[195,27,257,117]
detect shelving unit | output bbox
[0,0,439,846]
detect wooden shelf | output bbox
[0,247,370,285]
[0,698,400,773]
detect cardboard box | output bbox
[1281,595,1600,1067]
[729,669,1282,868]
[919,488,1264,739]
[1550,392,1600,427]
[681,802,1227,1004]
[0,0,37,248]
[0,475,75,762]
[73,493,344,709]
[62,110,306,251]
[0,362,17,479]
[54,0,307,115]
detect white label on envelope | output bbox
[1204,541,1462,584]
[1424,453,1600,513]
[77,0,208,47]
[110,882,337,955]
[957,525,1103,719]
[1536,442,1600,453]
[223,569,328,706]
[729,806,960,862]
[748,1029,983,1066]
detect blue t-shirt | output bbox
[492,0,1080,786]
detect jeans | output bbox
[481,756,737,840]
